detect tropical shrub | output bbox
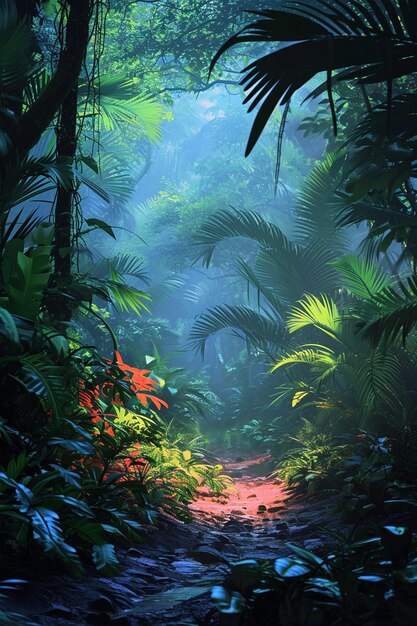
[0,337,229,574]
[275,420,348,495]
[207,525,417,626]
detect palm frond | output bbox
[1,153,73,213]
[236,258,285,318]
[107,282,151,316]
[190,305,286,357]
[6,353,69,418]
[254,241,339,304]
[271,344,337,372]
[333,254,391,300]
[287,294,342,340]
[24,66,51,108]
[194,208,292,267]
[82,276,151,316]
[358,275,417,344]
[337,196,412,229]
[272,380,314,407]
[108,254,149,284]
[79,76,166,142]
[355,348,401,417]
[211,2,417,154]
[77,152,135,210]
[147,275,185,305]
[294,152,348,251]
[0,0,30,89]
[1,208,41,254]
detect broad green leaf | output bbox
[92,543,120,576]
[0,307,19,343]
[85,218,116,239]
[274,557,310,578]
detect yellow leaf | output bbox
[292,390,310,407]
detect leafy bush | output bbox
[0,324,228,574]
[275,420,348,494]
[208,525,417,626]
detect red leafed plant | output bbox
[79,351,168,417]
[113,351,168,410]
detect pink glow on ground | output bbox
[190,454,288,525]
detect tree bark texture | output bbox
[54,85,78,280]
[0,0,94,160]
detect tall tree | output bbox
[0,0,95,319]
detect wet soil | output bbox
[4,453,345,626]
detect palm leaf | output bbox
[77,155,135,208]
[1,153,73,214]
[0,1,30,89]
[287,294,342,340]
[271,344,337,372]
[355,348,401,417]
[24,66,50,108]
[83,275,151,316]
[190,305,286,358]
[1,209,41,255]
[358,275,417,344]
[107,281,151,316]
[254,242,339,305]
[92,254,149,284]
[194,208,292,267]
[333,254,391,300]
[78,76,165,142]
[236,258,285,318]
[211,2,417,154]
[5,353,69,418]
[294,152,348,251]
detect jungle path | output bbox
[6,453,343,626]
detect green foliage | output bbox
[286,294,342,340]
[191,305,286,359]
[209,523,417,625]
[134,435,233,520]
[79,76,166,142]
[2,6,417,626]
[0,416,141,576]
[0,223,53,320]
[275,420,348,494]
[105,0,250,97]
[191,159,347,357]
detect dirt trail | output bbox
[5,453,342,626]
[191,453,287,522]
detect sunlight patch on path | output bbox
[189,453,288,527]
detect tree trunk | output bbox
[0,0,94,161]
[54,85,78,282]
